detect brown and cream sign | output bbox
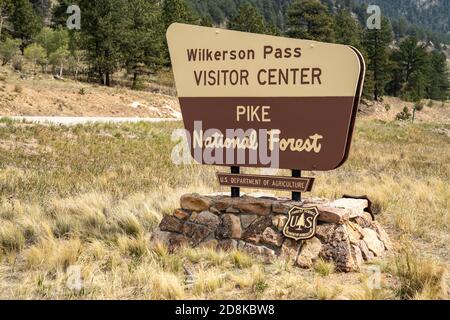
[283,207,319,241]
[216,172,314,193]
[167,23,365,170]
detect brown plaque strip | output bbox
[217,172,314,193]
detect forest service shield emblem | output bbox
[283,206,319,241]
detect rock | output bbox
[180,193,212,212]
[217,239,238,251]
[242,216,273,245]
[261,227,284,247]
[272,201,301,214]
[297,237,322,268]
[199,239,218,249]
[272,215,288,231]
[316,205,350,224]
[159,215,184,233]
[235,196,272,216]
[214,197,237,212]
[351,213,373,228]
[351,244,363,267]
[359,240,374,261]
[167,233,189,252]
[330,198,368,218]
[346,222,364,245]
[372,221,392,251]
[216,214,242,239]
[151,230,172,245]
[173,209,190,221]
[190,211,221,230]
[226,207,240,213]
[315,224,336,242]
[155,193,390,273]
[182,222,212,246]
[281,239,302,260]
[362,228,385,256]
[241,214,257,228]
[303,197,329,205]
[243,242,276,260]
[319,225,356,272]
[209,206,220,214]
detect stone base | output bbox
[151,193,391,272]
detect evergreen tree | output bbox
[49,46,69,76]
[161,0,198,67]
[36,27,69,58]
[123,0,163,88]
[0,0,13,40]
[162,0,197,29]
[76,0,131,86]
[362,17,393,101]
[9,0,43,50]
[387,37,429,101]
[333,9,362,48]
[24,42,45,72]
[286,0,334,42]
[228,4,269,34]
[0,37,21,65]
[427,50,449,101]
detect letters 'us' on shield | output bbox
[166,23,365,171]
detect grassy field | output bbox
[0,115,448,299]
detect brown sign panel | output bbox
[167,23,366,171]
[217,173,314,192]
[283,206,319,241]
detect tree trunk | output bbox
[105,72,111,86]
[0,17,4,40]
[133,72,138,88]
[59,63,63,77]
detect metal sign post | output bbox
[230,166,240,198]
[292,169,301,201]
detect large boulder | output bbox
[180,194,212,212]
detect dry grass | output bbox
[391,243,446,300]
[0,113,448,299]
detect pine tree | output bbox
[9,0,43,50]
[286,0,334,42]
[162,0,197,29]
[427,50,449,101]
[228,4,268,34]
[161,0,198,67]
[24,42,45,72]
[362,17,393,101]
[0,0,13,40]
[333,9,362,48]
[388,37,429,101]
[123,0,163,89]
[75,0,131,86]
[0,37,21,65]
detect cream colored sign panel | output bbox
[166,23,361,98]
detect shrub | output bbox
[384,104,391,112]
[427,100,433,108]
[393,248,445,300]
[14,84,23,93]
[12,56,23,71]
[395,107,412,121]
[314,259,335,276]
[79,88,86,95]
[0,38,22,66]
[414,102,424,111]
